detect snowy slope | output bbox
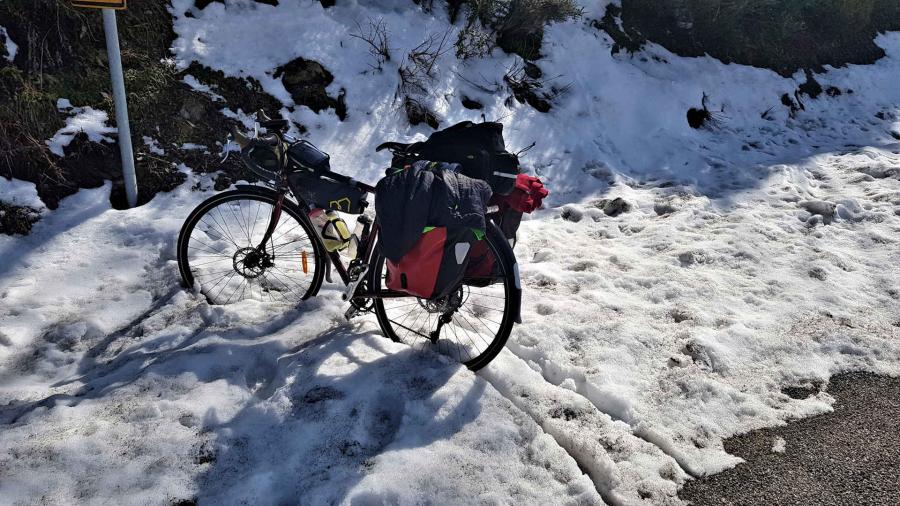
[2,1,900,504]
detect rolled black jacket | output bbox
[375,160,492,262]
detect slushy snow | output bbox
[2,1,899,504]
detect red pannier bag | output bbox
[464,239,495,281]
[386,227,476,299]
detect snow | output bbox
[0,180,599,505]
[46,106,117,156]
[182,74,225,102]
[180,142,208,151]
[0,26,17,62]
[772,437,786,453]
[2,1,900,504]
[143,136,166,155]
[0,178,44,210]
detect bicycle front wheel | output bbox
[177,188,325,305]
[372,223,520,371]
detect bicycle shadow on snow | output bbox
[193,327,486,505]
[2,291,486,505]
[1,293,306,424]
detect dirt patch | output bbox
[273,57,346,120]
[0,1,290,211]
[0,200,41,235]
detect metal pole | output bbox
[102,8,138,208]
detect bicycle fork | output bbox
[256,191,285,251]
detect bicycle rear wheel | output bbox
[177,188,325,305]
[372,223,520,371]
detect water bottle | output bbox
[309,208,351,252]
[346,216,370,259]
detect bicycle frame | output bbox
[236,126,512,307]
[246,178,410,302]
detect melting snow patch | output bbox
[46,106,117,156]
[771,437,787,453]
[0,26,17,62]
[182,74,225,102]
[143,136,166,155]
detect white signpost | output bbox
[72,0,138,208]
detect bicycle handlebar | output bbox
[234,112,377,194]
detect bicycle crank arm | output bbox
[341,265,369,302]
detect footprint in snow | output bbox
[535,304,555,316]
[291,385,345,420]
[568,260,598,272]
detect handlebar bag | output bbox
[243,143,284,182]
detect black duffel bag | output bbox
[377,121,521,195]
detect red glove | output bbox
[493,174,549,213]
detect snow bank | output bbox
[0,178,44,210]
[170,1,900,203]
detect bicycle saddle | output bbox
[375,141,412,153]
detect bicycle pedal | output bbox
[344,305,362,321]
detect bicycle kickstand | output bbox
[428,312,454,344]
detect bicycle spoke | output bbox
[223,205,251,247]
[249,200,264,244]
[181,193,321,306]
[198,217,235,247]
[190,257,233,269]
[210,207,242,249]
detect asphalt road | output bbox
[679,373,900,506]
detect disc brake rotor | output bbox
[232,247,271,279]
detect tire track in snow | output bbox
[504,338,704,479]
[481,349,690,505]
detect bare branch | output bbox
[398,28,455,96]
[349,18,391,71]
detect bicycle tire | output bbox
[177,188,326,305]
